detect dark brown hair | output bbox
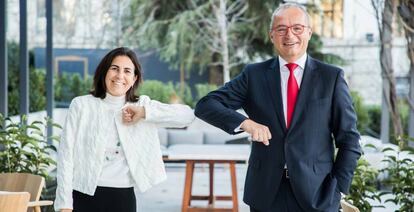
[90,47,143,102]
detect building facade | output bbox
[312,0,409,105]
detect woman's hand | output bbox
[122,105,146,125]
[61,209,73,212]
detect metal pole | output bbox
[19,0,29,122]
[0,0,7,118]
[46,0,54,143]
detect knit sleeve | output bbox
[54,97,80,211]
[140,95,195,128]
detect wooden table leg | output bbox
[208,161,214,206]
[229,162,239,212]
[182,161,195,212]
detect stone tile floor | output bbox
[136,163,249,212]
[136,163,398,212]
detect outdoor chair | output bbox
[0,191,30,212]
[0,173,53,212]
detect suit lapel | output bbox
[287,56,319,135]
[264,58,287,132]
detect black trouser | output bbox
[250,174,305,212]
[73,186,136,212]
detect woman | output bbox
[55,47,194,212]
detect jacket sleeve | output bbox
[194,68,249,134]
[54,98,80,211]
[331,70,362,194]
[139,95,195,128]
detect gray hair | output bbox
[269,3,311,31]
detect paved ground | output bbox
[136,163,398,212]
[136,163,250,212]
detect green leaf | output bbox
[52,123,62,129]
[45,145,57,152]
[384,199,398,204]
[364,143,378,150]
[382,147,396,152]
[31,121,44,126]
[388,155,397,162]
[48,135,61,142]
[378,191,391,196]
[27,125,42,131]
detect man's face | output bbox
[269,7,312,62]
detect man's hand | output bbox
[61,209,72,212]
[122,105,146,125]
[240,119,272,146]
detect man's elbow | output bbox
[194,97,209,118]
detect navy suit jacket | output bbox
[194,56,362,211]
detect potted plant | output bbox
[0,113,60,178]
[0,113,61,212]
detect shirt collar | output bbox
[103,92,126,107]
[278,53,307,70]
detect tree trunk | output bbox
[406,29,414,142]
[381,81,390,143]
[379,0,404,137]
[180,63,185,96]
[209,50,224,85]
[398,0,414,146]
[213,0,230,84]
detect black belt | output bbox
[283,168,289,179]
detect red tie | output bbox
[286,63,298,129]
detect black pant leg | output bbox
[73,190,98,212]
[72,187,136,212]
[99,187,136,212]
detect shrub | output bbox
[351,91,369,134]
[380,137,414,211]
[0,114,60,179]
[138,80,175,103]
[174,83,194,107]
[366,105,381,137]
[346,157,382,211]
[195,83,218,103]
[55,72,92,107]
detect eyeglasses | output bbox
[272,24,310,36]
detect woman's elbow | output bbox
[182,106,196,125]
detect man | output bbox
[194,3,361,212]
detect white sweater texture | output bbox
[54,94,195,210]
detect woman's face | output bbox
[105,55,137,96]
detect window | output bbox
[311,0,344,38]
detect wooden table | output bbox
[167,144,250,212]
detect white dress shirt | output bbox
[278,53,307,126]
[234,53,308,132]
[279,54,307,169]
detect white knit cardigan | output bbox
[54,94,195,210]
